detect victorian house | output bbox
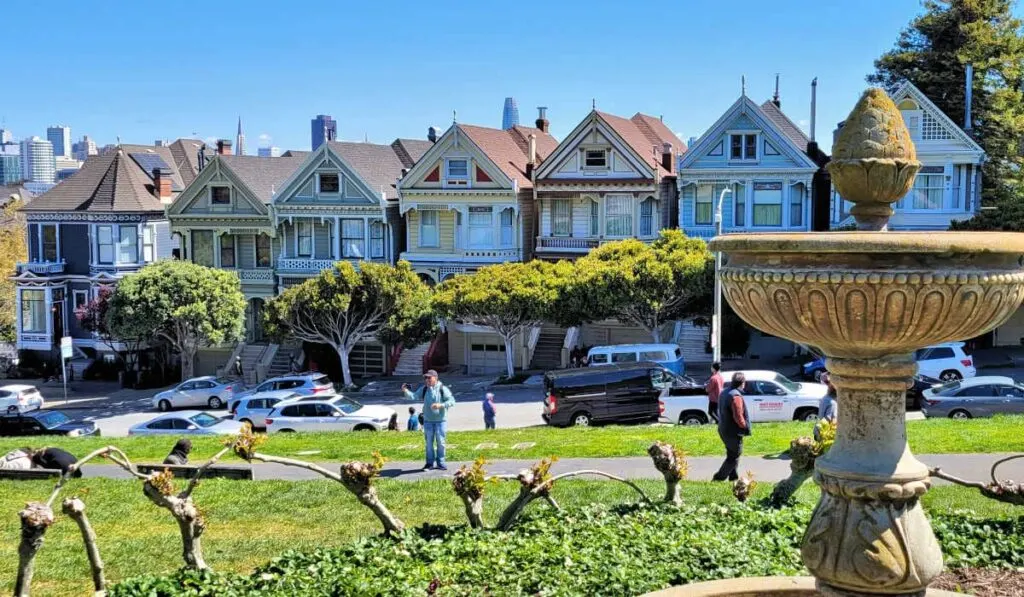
[11,144,185,361]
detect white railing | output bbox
[561,326,580,368]
[254,344,278,384]
[276,258,337,273]
[238,269,275,282]
[536,237,599,250]
[462,248,521,258]
[17,261,65,274]
[21,333,50,343]
[524,326,542,371]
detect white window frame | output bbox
[117,225,138,264]
[695,185,714,226]
[369,221,385,258]
[467,206,494,249]
[900,173,946,211]
[96,225,114,265]
[419,210,440,248]
[583,148,609,170]
[551,199,572,236]
[604,194,634,238]
[20,289,47,333]
[340,219,365,258]
[500,208,514,247]
[73,289,88,312]
[640,197,658,237]
[728,131,759,162]
[142,225,155,262]
[589,199,599,236]
[444,158,470,188]
[35,223,60,263]
[317,172,340,194]
[296,221,313,257]
[752,182,784,227]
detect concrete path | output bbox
[77,453,1024,485]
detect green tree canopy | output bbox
[76,286,149,372]
[264,261,434,386]
[554,230,713,342]
[109,260,245,380]
[433,261,561,377]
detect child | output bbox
[407,406,420,431]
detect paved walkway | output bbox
[78,453,1024,485]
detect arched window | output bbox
[640,197,658,236]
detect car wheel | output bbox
[158,399,171,412]
[208,396,223,409]
[279,428,296,433]
[940,370,963,382]
[353,424,376,432]
[6,405,17,414]
[680,412,706,426]
[796,408,819,422]
[949,409,972,420]
[239,418,253,428]
[571,412,592,427]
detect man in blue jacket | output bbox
[402,370,456,470]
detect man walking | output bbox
[483,392,496,429]
[712,372,750,482]
[705,362,724,423]
[402,370,456,470]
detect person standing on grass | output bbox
[483,392,496,429]
[407,407,420,431]
[712,372,750,482]
[705,362,724,423]
[402,369,456,470]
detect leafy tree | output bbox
[868,0,1024,211]
[433,261,560,377]
[264,261,434,386]
[108,260,246,380]
[555,230,713,342]
[0,196,27,342]
[77,286,150,375]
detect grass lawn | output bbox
[0,415,1022,464]
[0,476,1018,597]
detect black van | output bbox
[542,362,672,427]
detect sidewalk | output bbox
[78,453,1024,485]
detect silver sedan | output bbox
[128,411,244,436]
[921,376,1024,419]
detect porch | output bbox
[275,215,390,276]
[534,193,661,258]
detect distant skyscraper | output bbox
[236,117,246,156]
[72,135,97,161]
[311,114,337,150]
[258,146,281,157]
[502,97,519,130]
[46,125,72,158]
[0,147,21,184]
[0,128,12,145]
[20,137,55,184]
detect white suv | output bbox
[915,342,976,382]
[264,395,394,433]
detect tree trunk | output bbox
[62,498,105,595]
[142,482,207,570]
[180,346,196,381]
[458,493,485,529]
[496,485,536,532]
[337,345,353,387]
[769,467,814,508]
[15,503,54,597]
[503,335,515,378]
[651,327,661,343]
[340,476,405,535]
[648,442,685,506]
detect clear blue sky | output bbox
[2,0,1003,152]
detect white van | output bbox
[587,344,686,374]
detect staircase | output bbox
[394,343,429,376]
[235,343,269,385]
[267,344,300,379]
[530,328,565,371]
[676,320,712,367]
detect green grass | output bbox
[0,477,1018,597]
[1,415,1022,465]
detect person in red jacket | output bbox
[705,362,724,423]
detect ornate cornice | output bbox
[24,212,155,222]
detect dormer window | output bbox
[210,186,230,205]
[319,173,340,193]
[584,149,608,169]
[730,134,758,161]
[447,159,469,180]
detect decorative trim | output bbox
[25,212,150,222]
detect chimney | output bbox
[198,144,207,171]
[661,142,673,173]
[810,77,818,142]
[153,167,173,202]
[216,139,232,155]
[772,74,781,108]
[535,106,549,134]
[965,64,974,131]
[428,126,438,143]
[526,134,537,178]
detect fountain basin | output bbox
[642,577,960,596]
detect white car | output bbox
[915,342,976,382]
[264,395,395,433]
[0,385,45,414]
[229,390,301,429]
[128,411,244,436]
[662,371,826,424]
[152,376,245,412]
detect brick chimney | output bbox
[216,139,233,155]
[535,107,549,134]
[153,167,173,202]
[661,142,673,173]
[526,134,537,178]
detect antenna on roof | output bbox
[453,110,457,124]
[116,136,121,147]
[592,98,596,110]
[364,132,369,143]
[773,73,780,107]
[741,76,746,97]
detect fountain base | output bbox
[643,577,961,597]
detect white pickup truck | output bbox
[660,370,827,425]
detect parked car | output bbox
[128,411,244,436]
[542,362,668,427]
[800,356,827,381]
[656,370,714,425]
[264,395,395,433]
[587,344,686,374]
[233,373,335,401]
[152,376,245,412]
[722,371,825,422]
[0,410,99,437]
[906,374,943,411]
[0,384,45,413]
[915,342,976,382]
[229,390,301,429]
[921,376,1024,419]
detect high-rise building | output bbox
[258,146,281,157]
[20,137,56,184]
[0,128,12,145]
[46,125,72,158]
[236,117,246,156]
[72,135,97,161]
[0,146,21,184]
[502,97,519,130]
[311,114,337,150]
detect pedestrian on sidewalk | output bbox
[163,439,192,465]
[705,362,724,423]
[233,356,243,379]
[815,373,837,441]
[402,369,456,470]
[483,392,496,429]
[712,372,750,482]
[387,412,399,431]
[407,407,420,431]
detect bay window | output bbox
[220,235,236,267]
[118,225,138,263]
[590,199,599,236]
[605,194,633,237]
[21,289,46,333]
[468,207,493,248]
[341,219,365,258]
[500,208,514,247]
[191,230,214,267]
[97,226,114,264]
[142,226,155,262]
[256,234,272,267]
[552,199,571,236]
[752,182,783,226]
[419,210,439,247]
[296,221,313,257]
[640,197,658,236]
[370,222,385,258]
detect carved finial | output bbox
[592,98,596,110]
[452,110,457,124]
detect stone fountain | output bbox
[649,89,1024,596]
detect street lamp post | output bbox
[712,187,731,364]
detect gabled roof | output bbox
[22,150,171,213]
[119,143,187,191]
[281,149,310,158]
[216,155,304,203]
[455,124,558,188]
[595,111,686,176]
[891,82,985,155]
[327,139,434,200]
[168,138,209,187]
[758,101,809,149]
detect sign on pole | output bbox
[60,336,72,406]
[60,336,73,359]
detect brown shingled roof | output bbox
[595,111,685,176]
[456,124,557,188]
[758,100,810,150]
[217,155,304,203]
[327,139,434,200]
[23,151,166,213]
[168,138,207,186]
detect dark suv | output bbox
[542,362,668,427]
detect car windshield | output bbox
[36,411,71,428]
[332,396,363,414]
[312,375,332,387]
[189,413,221,428]
[772,373,801,392]
[214,377,234,385]
[936,380,962,394]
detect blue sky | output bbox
[2,0,1000,152]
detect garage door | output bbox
[469,338,506,374]
[348,342,386,377]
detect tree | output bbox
[109,261,246,380]
[433,261,560,377]
[555,230,713,342]
[264,261,434,387]
[868,0,1024,210]
[0,196,27,343]
[75,287,149,375]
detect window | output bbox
[584,149,607,168]
[341,219,365,258]
[256,234,272,267]
[589,200,599,236]
[734,183,746,226]
[605,194,633,237]
[73,290,88,311]
[695,185,714,225]
[370,222,385,258]
[419,210,439,247]
[315,403,338,416]
[552,199,571,236]
[97,226,114,264]
[117,225,138,263]
[790,185,804,227]
[146,419,174,430]
[640,351,669,361]
[446,159,469,181]
[752,182,783,227]
[468,207,493,248]
[957,385,995,397]
[142,226,154,262]
[611,351,637,363]
[220,234,235,267]
[640,197,657,236]
[729,134,758,160]
[906,174,944,210]
[500,208,514,247]
[41,225,58,262]
[589,353,608,364]
[921,346,954,360]
[296,221,313,257]
[191,230,214,267]
[20,289,46,333]
[211,186,230,205]
[319,173,340,193]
